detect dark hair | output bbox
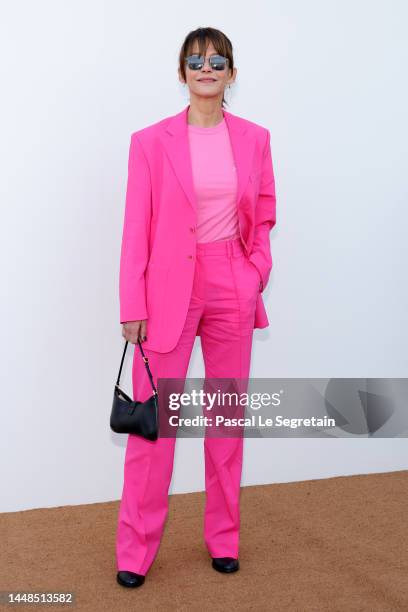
[178,27,234,109]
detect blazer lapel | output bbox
[160,104,256,216]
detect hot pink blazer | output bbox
[119,104,277,353]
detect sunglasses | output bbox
[185,54,229,71]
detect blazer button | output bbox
[190,227,196,233]
[187,255,193,259]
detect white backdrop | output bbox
[1,1,407,512]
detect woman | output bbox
[116,26,276,588]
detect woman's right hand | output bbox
[122,320,148,344]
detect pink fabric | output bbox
[119,104,276,353]
[116,238,259,575]
[187,117,240,243]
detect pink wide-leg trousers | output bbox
[116,237,260,575]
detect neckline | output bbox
[187,116,226,134]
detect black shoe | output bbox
[212,557,239,573]
[117,570,145,588]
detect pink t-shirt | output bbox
[187,117,240,243]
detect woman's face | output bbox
[179,40,236,102]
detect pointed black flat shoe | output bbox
[117,570,145,588]
[212,557,239,573]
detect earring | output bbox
[225,82,233,103]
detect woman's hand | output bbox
[122,320,148,344]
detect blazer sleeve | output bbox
[248,128,277,293]
[119,133,152,323]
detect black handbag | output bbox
[110,339,159,440]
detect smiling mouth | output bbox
[198,78,216,82]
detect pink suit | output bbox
[118,104,276,353]
[116,104,277,575]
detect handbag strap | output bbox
[116,339,158,396]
